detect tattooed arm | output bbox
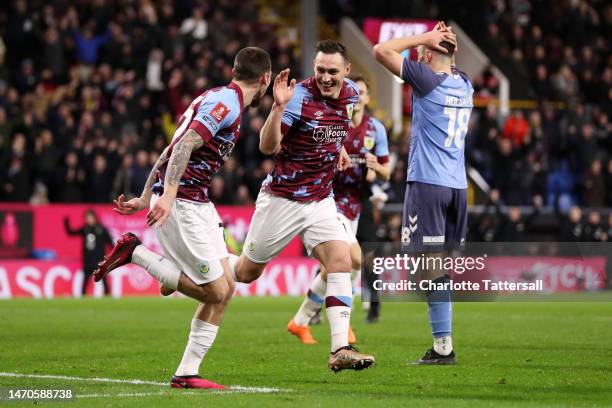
[114,146,170,216]
[162,129,204,198]
[146,129,204,226]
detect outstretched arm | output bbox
[114,146,170,216]
[142,146,169,203]
[146,130,203,226]
[63,217,83,235]
[259,68,296,155]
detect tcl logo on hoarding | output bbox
[363,18,436,44]
[452,257,608,292]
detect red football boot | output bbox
[171,375,226,390]
[93,232,141,282]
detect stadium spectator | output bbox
[502,110,529,147]
[607,160,612,207]
[558,206,584,242]
[55,151,85,202]
[112,153,134,201]
[0,0,300,205]
[180,6,208,41]
[582,159,606,207]
[1,132,31,202]
[64,209,113,296]
[0,0,609,252]
[86,154,113,203]
[583,211,606,242]
[131,150,152,198]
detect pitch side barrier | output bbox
[360,242,612,302]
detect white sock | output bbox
[325,272,352,352]
[293,273,326,326]
[433,336,453,356]
[132,245,180,290]
[175,319,219,376]
[227,254,239,282]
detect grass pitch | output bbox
[1,296,611,407]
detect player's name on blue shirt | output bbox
[444,95,471,107]
[401,58,474,190]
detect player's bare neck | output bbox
[233,80,258,107]
[429,59,452,75]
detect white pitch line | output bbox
[0,372,288,394]
[0,372,166,386]
[77,390,254,398]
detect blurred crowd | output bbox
[469,0,611,209]
[0,0,297,204]
[0,0,610,244]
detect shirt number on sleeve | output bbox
[443,107,470,148]
[172,95,204,141]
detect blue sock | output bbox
[426,276,452,338]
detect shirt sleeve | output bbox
[372,119,390,164]
[401,58,444,97]
[281,84,306,134]
[189,89,240,142]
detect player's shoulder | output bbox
[343,78,359,96]
[203,85,240,104]
[293,80,310,97]
[201,85,242,114]
[299,77,317,95]
[367,115,386,134]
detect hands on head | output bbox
[427,21,458,54]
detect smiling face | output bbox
[354,80,370,114]
[313,51,350,99]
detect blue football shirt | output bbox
[402,58,474,189]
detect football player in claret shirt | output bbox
[94,47,272,389]
[288,75,390,345]
[375,21,473,364]
[230,40,376,372]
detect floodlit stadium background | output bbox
[0,0,610,297]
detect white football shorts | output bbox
[337,211,359,245]
[151,195,228,285]
[243,191,350,264]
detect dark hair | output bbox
[350,74,370,90]
[85,209,98,222]
[233,47,271,82]
[439,41,456,56]
[315,40,347,61]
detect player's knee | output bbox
[325,256,352,274]
[214,278,234,303]
[202,290,223,304]
[235,261,265,284]
[239,272,258,284]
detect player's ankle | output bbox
[433,335,453,356]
